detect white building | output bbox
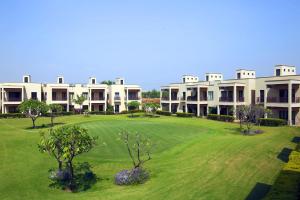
[161,65,300,126]
[0,76,142,114]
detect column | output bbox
[21,87,24,101]
[66,88,69,112]
[88,89,91,112]
[233,84,237,118]
[169,88,171,112]
[197,87,200,102]
[288,82,292,125]
[1,88,3,114]
[197,104,200,117]
[217,105,220,115]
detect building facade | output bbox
[160,65,300,126]
[0,76,142,114]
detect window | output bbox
[292,69,295,72]
[252,73,254,75]
[183,78,185,83]
[288,69,290,72]
[276,69,280,76]
[82,92,88,99]
[260,90,264,103]
[52,92,57,100]
[237,73,241,79]
[62,92,67,100]
[59,78,63,84]
[24,77,29,83]
[208,91,214,101]
[248,73,250,75]
[31,92,37,100]
[69,92,74,100]
[206,76,209,81]
[92,79,96,84]
[115,92,120,96]
[219,76,221,78]
[120,80,124,85]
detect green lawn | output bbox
[0,115,299,200]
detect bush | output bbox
[176,112,193,117]
[115,167,149,185]
[258,118,286,126]
[156,110,172,116]
[0,113,26,118]
[207,114,234,122]
[120,110,143,114]
[60,111,75,116]
[89,111,106,115]
[265,151,300,199]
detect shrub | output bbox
[89,111,106,115]
[156,110,172,116]
[207,114,234,122]
[60,111,74,116]
[176,112,193,117]
[0,113,26,118]
[258,118,286,126]
[115,168,149,185]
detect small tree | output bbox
[120,132,153,169]
[127,101,141,117]
[106,104,114,112]
[61,125,97,181]
[18,99,48,128]
[48,104,63,127]
[143,103,160,114]
[73,95,86,114]
[38,129,65,171]
[235,105,246,129]
[101,80,115,85]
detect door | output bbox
[251,90,255,105]
[115,105,120,113]
[276,69,281,76]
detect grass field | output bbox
[0,115,299,200]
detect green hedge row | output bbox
[0,113,26,118]
[176,112,193,117]
[119,110,143,114]
[258,118,286,126]
[89,111,115,115]
[207,114,235,122]
[265,150,300,199]
[156,110,172,116]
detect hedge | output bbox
[176,112,193,117]
[0,113,26,118]
[207,114,234,122]
[258,118,286,126]
[265,151,300,199]
[120,110,143,114]
[156,110,172,116]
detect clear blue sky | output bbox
[1,0,300,90]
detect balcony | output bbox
[171,96,179,101]
[200,96,207,101]
[236,97,244,102]
[52,97,67,101]
[161,96,170,101]
[267,97,288,103]
[114,96,121,101]
[293,97,300,103]
[91,96,105,101]
[127,96,140,101]
[219,97,233,102]
[4,97,22,102]
[187,96,197,101]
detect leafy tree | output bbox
[18,99,48,128]
[127,101,140,117]
[60,125,97,180]
[48,104,63,127]
[143,103,160,113]
[73,95,86,114]
[235,105,246,129]
[38,129,65,171]
[106,104,114,112]
[142,89,160,98]
[119,132,153,169]
[101,80,115,85]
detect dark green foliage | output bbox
[176,112,193,117]
[142,89,160,98]
[207,114,234,122]
[0,113,26,118]
[106,104,114,112]
[258,118,286,126]
[100,80,115,85]
[156,110,172,116]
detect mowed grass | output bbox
[0,115,299,200]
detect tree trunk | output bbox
[68,161,74,180]
[58,160,62,171]
[32,118,36,128]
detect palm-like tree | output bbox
[73,95,86,114]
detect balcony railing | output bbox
[267,97,288,103]
[236,97,244,102]
[52,97,67,101]
[4,97,22,102]
[200,96,207,101]
[91,97,105,101]
[127,97,141,100]
[161,96,169,101]
[219,97,233,102]
[187,96,197,101]
[114,96,121,101]
[256,97,264,103]
[171,96,179,101]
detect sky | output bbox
[0,0,300,90]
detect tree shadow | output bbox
[291,136,300,143]
[245,182,271,200]
[25,122,65,130]
[277,147,292,163]
[49,162,98,192]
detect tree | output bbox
[127,101,140,117]
[48,104,63,127]
[38,129,65,171]
[106,104,114,112]
[18,99,48,128]
[143,103,160,114]
[60,125,97,181]
[73,95,86,114]
[119,132,153,169]
[235,105,246,129]
[101,80,115,85]
[142,89,160,98]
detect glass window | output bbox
[208,91,214,101]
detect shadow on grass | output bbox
[245,182,271,200]
[291,136,300,143]
[224,127,243,135]
[277,147,292,163]
[25,122,65,130]
[49,162,98,192]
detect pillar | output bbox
[217,105,220,115]
[288,82,292,125]
[233,84,237,118]
[197,104,200,117]
[66,88,70,112]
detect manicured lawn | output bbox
[0,115,299,200]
